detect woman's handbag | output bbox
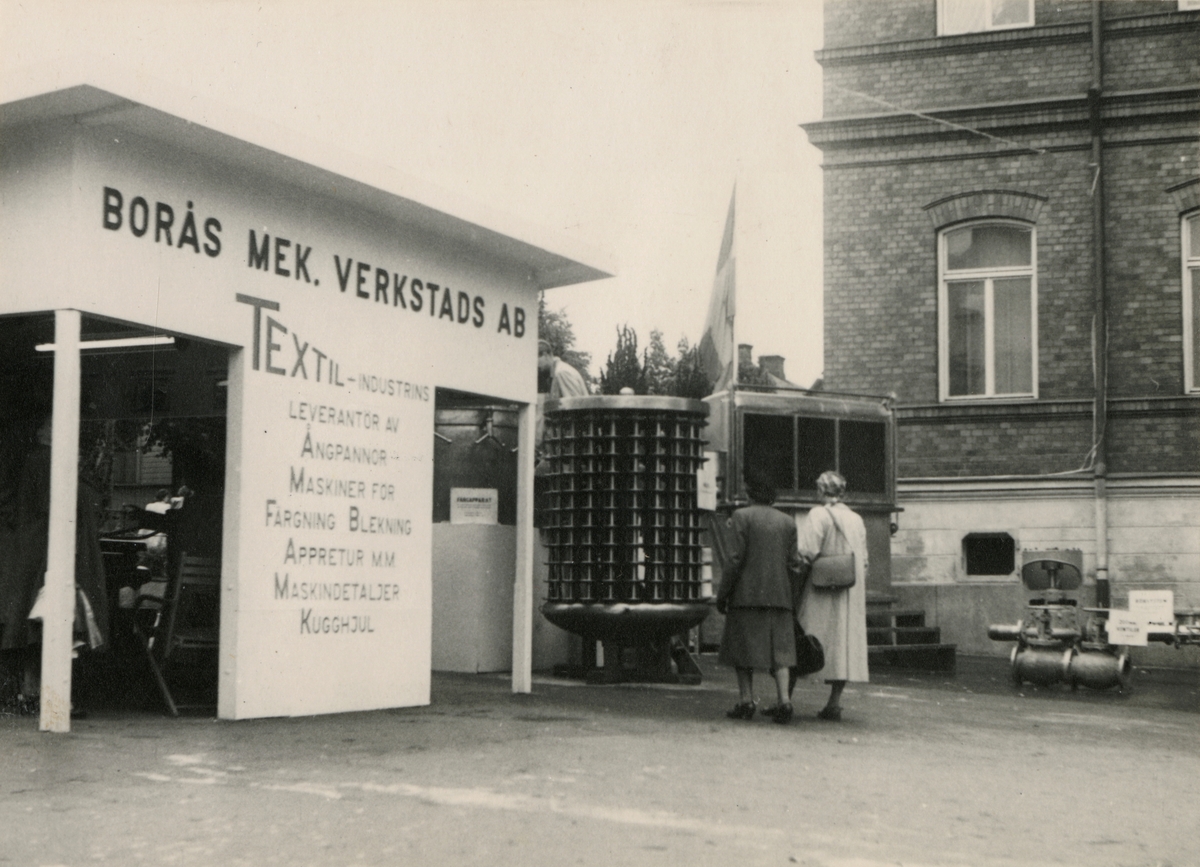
[792,621,825,676]
[808,509,856,590]
[810,553,855,589]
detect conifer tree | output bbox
[599,325,647,394]
[672,337,712,399]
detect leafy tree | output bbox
[537,294,592,388]
[146,416,227,488]
[599,325,647,394]
[642,329,676,395]
[672,337,712,400]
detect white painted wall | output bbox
[891,481,1200,663]
[893,482,1200,599]
[431,524,515,673]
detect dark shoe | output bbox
[770,702,794,724]
[816,706,842,722]
[725,701,757,720]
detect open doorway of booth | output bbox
[0,312,230,716]
[430,388,519,673]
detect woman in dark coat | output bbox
[3,419,52,653]
[716,474,803,723]
[4,415,108,654]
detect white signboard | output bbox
[1128,589,1175,635]
[450,488,499,524]
[85,143,535,719]
[1106,611,1148,646]
[236,316,435,718]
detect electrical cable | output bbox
[829,83,1049,155]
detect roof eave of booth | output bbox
[0,79,616,292]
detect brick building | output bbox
[802,0,1199,662]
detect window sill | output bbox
[941,395,1038,404]
[897,396,1200,423]
[817,12,1197,67]
[938,23,1034,38]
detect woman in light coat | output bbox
[795,470,869,721]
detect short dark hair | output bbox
[745,470,776,505]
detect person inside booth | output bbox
[144,488,171,515]
[0,412,108,717]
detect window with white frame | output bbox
[939,0,1034,35]
[1185,212,1200,394]
[939,221,1037,400]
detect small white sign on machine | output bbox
[1128,589,1175,635]
[1106,611,1148,646]
[450,488,499,524]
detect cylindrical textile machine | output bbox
[539,395,711,683]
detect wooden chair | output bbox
[133,552,220,716]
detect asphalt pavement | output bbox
[2,653,1198,867]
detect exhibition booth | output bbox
[0,79,612,730]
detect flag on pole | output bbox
[698,188,737,393]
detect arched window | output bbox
[938,221,1036,400]
[1185,211,1200,394]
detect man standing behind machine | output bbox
[534,339,589,527]
[535,338,588,453]
[537,339,588,399]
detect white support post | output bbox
[511,401,536,693]
[40,309,81,733]
[217,348,244,719]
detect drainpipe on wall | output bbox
[1090,0,1111,608]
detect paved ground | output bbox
[2,654,1198,867]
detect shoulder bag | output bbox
[792,620,825,676]
[808,508,856,590]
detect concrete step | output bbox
[868,626,942,646]
[868,642,957,673]
[866,609,929,628]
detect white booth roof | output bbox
[0,74,615,291]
